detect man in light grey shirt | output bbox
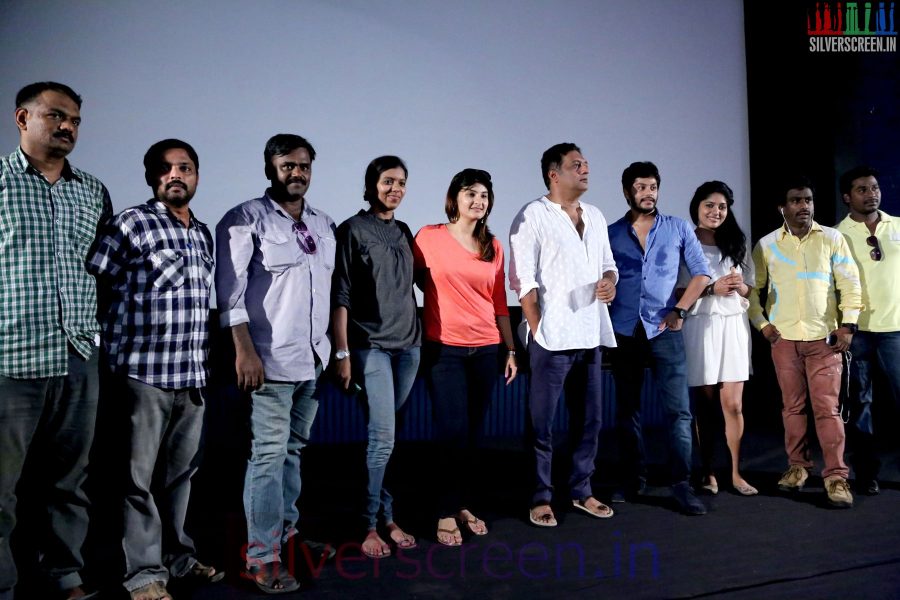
[215,134,335,594]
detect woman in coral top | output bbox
[413,168,517,547]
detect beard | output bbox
[628,192,657,215]
[160,182,193,206]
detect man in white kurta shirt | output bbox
[509,142,618,527]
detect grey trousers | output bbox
[0,346,99,595]
[118,376,204,593]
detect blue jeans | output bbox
[423,342,499,516]
[244,369,320,567]
[611,327,694,486]
[120,377,205,593]
[0,346,98,595]
[353,347,420,530]
[848,330,900,480]
[528,341,604,506]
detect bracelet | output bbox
[507,350,516,356]
[705,283,715,297]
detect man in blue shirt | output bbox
[607,161,711,515]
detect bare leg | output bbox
[720,381,753,491]
[693,384,718,490]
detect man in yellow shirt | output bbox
[749,176,862,508]
[836,165,900,496]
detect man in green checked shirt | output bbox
[0,82,111,600]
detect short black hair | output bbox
[363,155,408,204]
[16,81,82,109]
[143,139,199,187]
[621,161,661,191]
[779,174,815,206]
[540,143,581,189]
[264,134,316,180]
[839,165,879,196]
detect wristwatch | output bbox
[841,323,858,334]
[670,307,688,319]
[334,349,350,360]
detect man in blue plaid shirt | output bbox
[87,139,221,600]
[0,82,111,600]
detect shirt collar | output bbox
[777,220,823,241]
[145,198,199,226]
[264,189,318,220]
[12,146,81,182]
[842,210,892,229]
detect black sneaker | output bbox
[858,478,880,496]
[672,482,707,516]
[611,478,647,504]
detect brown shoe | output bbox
[825,476,854,508]
[777,465,809,492]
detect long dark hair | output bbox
[445,168,495,262]
[689,180,747,269]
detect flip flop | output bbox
[460,516,488,536]
[734,482,759,496]
[387,523,417,550]
[245,562,300,595]
[529,505,558,527]
[436,520,462,547]
[458,510,488,536]
[362,531,391,559]
[572,497,614,519]
[188,560,225,583]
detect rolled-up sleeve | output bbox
[747,241,769,331]
[215,210,253,327]
[681,221,712,278]
[833,235,863,324]
[508,205,539,300]
[597,212,618,284]
[331,221,353,309]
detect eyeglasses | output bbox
[292,221,317,254]
[866,235,882,261]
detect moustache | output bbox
[54,132,74,142]
[287,177,308,186]
[166,181,187,191]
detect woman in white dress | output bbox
[679,181,757,496]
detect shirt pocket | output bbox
[259,229,299,273]
[147,248,185,289]
[197,250,214,289]
[317,233,337,270]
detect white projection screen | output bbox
[0,0,750,306]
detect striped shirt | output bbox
[749,222,862,341]
[0,147,111,378]
[87,200,213,389]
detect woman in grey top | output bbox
[332,155,421,559]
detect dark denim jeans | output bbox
[610,326,694,486]
[848,330,900,480]
[119,376,205,593]
[527,341,604,506]
[352,347,420,530]
[0,346,98,595]
[423,342,499,516]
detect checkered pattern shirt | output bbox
[0,147,111,378]
[87,199,214,389]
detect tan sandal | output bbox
[129,581,172,600]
